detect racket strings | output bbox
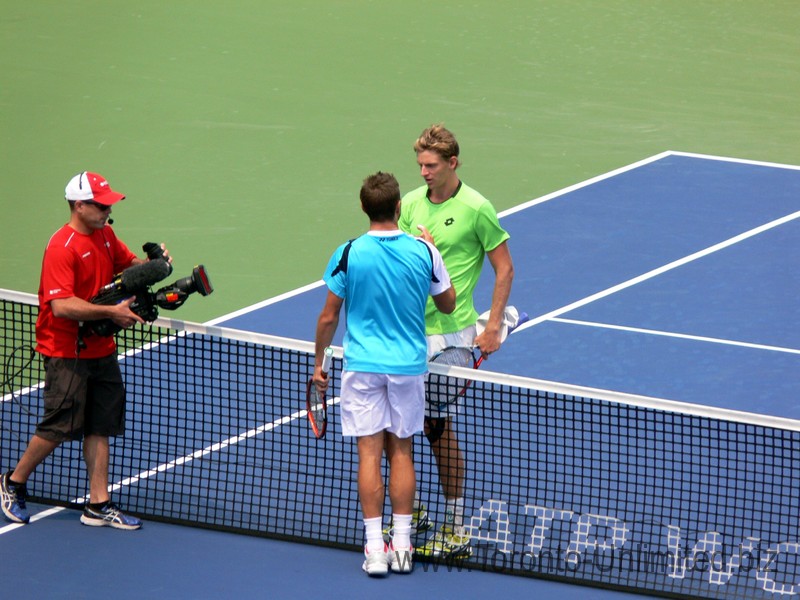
[433,346,474,367]
[311,398,326,426]
[306,379,327,438]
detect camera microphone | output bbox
[119,259,173,290]
[86,249,212,338]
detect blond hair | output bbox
[413,124,461,166]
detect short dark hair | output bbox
[360,171,401,222]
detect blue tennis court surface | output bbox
[3,151,798,599]
[5,500,651,599]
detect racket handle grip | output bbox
[321,346,334,374]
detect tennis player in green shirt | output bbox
[398,124,514,559]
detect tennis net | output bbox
[2,288,799,599]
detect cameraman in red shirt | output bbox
[1,172,170,530]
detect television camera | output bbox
[84,242,213,337]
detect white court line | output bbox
[667,150,800,172]
[0,397,341,535]
[216,150,800,324]
[110,397,340,492]
[205,280,325,326]
[550,317,800,355]
[203,152,676,324]
[515,209,800,333]
[498,151,674,218]
[0,505,67,533]
[500,149,800,219]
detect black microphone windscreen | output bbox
[120,260,173,290]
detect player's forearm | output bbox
[315,291,344,368]
[314,316,339,365]
[486,277,513,332]
[485,252,514,331]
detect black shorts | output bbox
[36,354,126,442]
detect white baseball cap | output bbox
[64,171,125,206]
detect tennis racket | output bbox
[427,311,529,410]
[307,347,334,439]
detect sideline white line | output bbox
[0,506,67,534]
[668,151,800,172]
[205,280,325,326]
[551,317,800,355]
[499,151,673,218]
[515,209,800,333]
[110,398,341,492]
[207,151,800,324]
[209,151,677,324]
[215,150,800,323]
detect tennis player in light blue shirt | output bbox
[324,232,441,375]
[314,171,454,578]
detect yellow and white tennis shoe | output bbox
[416,525,472,559]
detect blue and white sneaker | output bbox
[80,502,142,530]
[0,471,30,524]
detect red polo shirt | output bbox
[36,224,137,358]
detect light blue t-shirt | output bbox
[323,230,451,375]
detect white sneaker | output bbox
[362,544,390,577]
[390,543,414,574]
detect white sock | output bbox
[364,517,384,553]
[392,514,412,549]
[413,491,421,511]
[444,497,464,529]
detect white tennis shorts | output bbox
[339,371,426,438]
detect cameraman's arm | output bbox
[51,297,145,329]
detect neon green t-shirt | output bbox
[399,182,509,335]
